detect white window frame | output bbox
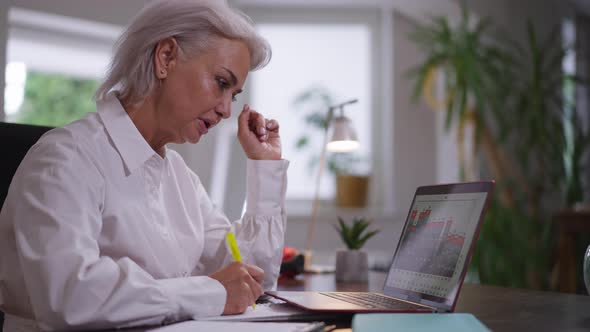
[6,7,117,80]
[237,6,395,219]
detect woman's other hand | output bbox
[237,105,281,160]
[209,261,265,315]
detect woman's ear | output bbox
[154,37,179,80]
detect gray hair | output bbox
[95,0,271,106]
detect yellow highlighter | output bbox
[225,231,256,309]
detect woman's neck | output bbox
[123,96,169,158]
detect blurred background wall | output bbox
[1,0,588,292]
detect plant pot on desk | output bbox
[336,174,369,207]
[335,249,369,282]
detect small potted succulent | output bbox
[334,216,379,282]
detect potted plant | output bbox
[407,5,518,204]
[292,86,370,208]
[407,2,590,290]
[333,216,379,281]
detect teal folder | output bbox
[352,313,490,332]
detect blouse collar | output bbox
[97,94,163,175]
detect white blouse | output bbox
[0,95,289,332]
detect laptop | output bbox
[267,181,495,313]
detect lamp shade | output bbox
[326,115,359,152]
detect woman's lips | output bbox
[197,119,208,135]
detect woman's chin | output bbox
[179,128,202,144]
[183,134,201,144]
[179,121,203,144]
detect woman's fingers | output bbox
[255,113,267,141]
[239,105,278,143]
[266,119,279,139]
[242,266,263,306]
[266,119,279,131]
[210,261,267,314]
[245,264,265,284]
[247,277,263,303]
[246,110,269,142]
[238,105,252,137]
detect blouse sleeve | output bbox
[193,159,289,290]
[8,134,224,331]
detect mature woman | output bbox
[0,1,288,331]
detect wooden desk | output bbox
[278,272,590,332]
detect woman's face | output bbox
[157,37,251,144]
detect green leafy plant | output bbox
[501,22,589,216]
[471,193,553,289]
[408,7,510,136]
[333,217,379,250]
[407,4,519,200]
[15,71,99,127]
[407,3,590,291]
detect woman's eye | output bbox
[216,77,237,102]
[216,77,229,90]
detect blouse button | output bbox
[161,229,170,239]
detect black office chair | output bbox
[0,122,53,332]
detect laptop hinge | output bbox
[381,293,437,311]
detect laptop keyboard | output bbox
[320,292,425,310]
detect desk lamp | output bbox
[304,98,359,271]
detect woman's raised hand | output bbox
[237,105,281,160]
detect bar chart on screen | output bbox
[386,193,486,297]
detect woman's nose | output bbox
[215,97,232,119]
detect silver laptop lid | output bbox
[382,181,494,312]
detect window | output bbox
[3,8,116,126]
[5,69,99,126]
[247,9,376,204]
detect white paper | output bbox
[148,321,313,332]
[198,297,310,322]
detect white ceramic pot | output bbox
[335,249,369,282]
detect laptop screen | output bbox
[382,182,493,312]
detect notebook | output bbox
[351,313,490,331]
[148,320,326,332]
[267,181,495,313]
[198,295,317,322]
